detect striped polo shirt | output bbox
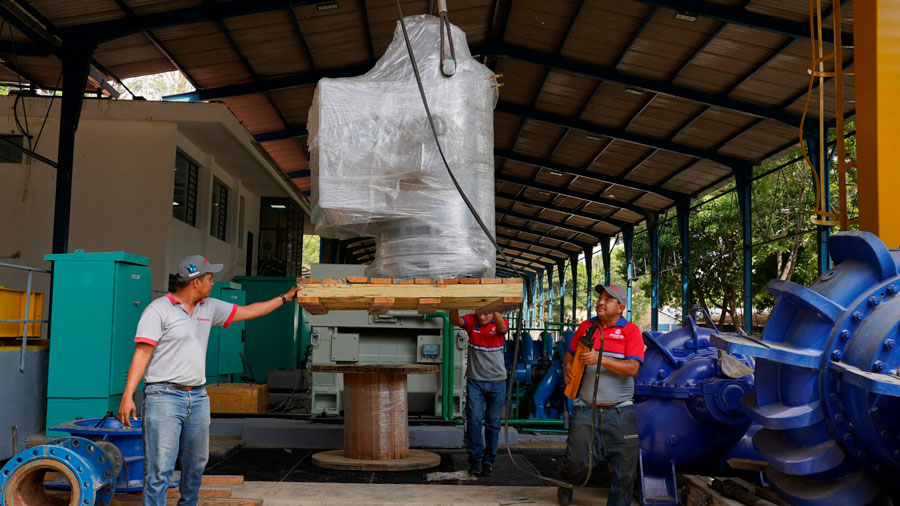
[134,293,237,386]
[461,313,509,382]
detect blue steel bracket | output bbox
[828,361,900,397]
[766,279,845,325]
[710,333,822,368]
[741,391,824,430]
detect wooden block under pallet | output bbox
[368,297,395,315]
[202,475,245,485]
[206,384,269,413]
[417,297,441,314]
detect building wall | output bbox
[165,130,260,292]
[68,119,176,292]
[0,348,48,460]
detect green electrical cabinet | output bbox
[232,276,307,383]
[44,250,151,435]
[206,282,245,384]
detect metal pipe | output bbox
[20,270,32,371]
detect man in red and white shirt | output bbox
[558,284,643,506]
[450,309,509,476]
[117,255,298,506]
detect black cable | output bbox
[392,3,603,490]
[32,71,63,153]
[8,22,32,152]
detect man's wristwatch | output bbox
[280,294,288,305]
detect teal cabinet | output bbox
[44,250,150,434]
[205,282,245,384]
[232,276,305,383]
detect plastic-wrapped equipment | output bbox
[308,14,499,279]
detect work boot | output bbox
[469,461,482,475]
[557,486,573,505]
[480,463,494,476]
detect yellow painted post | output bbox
[855,1,900,248]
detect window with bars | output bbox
[172,151,198,227]
[211,177,229,242]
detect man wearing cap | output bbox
[449,309,509,477]
[557,284,644,506]
[116,255,298,506]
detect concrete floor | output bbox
[226,482,639,505]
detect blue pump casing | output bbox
[712,232,900,506]
[635,311,758,505]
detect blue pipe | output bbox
[532,359,563,420]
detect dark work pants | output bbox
[560,404,640,506]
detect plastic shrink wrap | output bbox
[308,14,499,279]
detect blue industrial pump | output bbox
[635,309,759,505]
[0,436,120,506]
[713,231,900,506]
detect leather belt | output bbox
[146,382,203,391]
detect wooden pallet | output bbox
[295,277,524,315]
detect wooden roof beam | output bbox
[495,151,691,200]
[628,0,853,46]
[497,101,756,169]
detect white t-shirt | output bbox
[134,293,236,386]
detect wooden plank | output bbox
[503,278,524,283]
[458,278,481,284]
[396,279,415,285]
[414,278,436,284]
[481,278,503,284]
[346,276,369,284]
[297,296,328,315]
[438,278,459,284]
[476,297,523,314]
[417,297,441,315]
[294,282,523,312]
[168,486,232,497]
[321,278,344,284]
[299,278,320,284]
[370,278,394,284]
[202,475,245,485]
[368,297,394,315]
[727,458,768,471]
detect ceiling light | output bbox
[586,135,602,141]
[549,171,563,176]
[270,204,287,209]
[539,191,551,196]
[624,87,644,95]
[317,2,340,11]
[675,10,698,22]
[172,201,180,206]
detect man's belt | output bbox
[146,382,203,391]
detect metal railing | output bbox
[0,261,51,371]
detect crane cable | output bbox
[393,1,605,490]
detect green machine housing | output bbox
[206,282,246,384]
[232,276,309,383]
[44,250,151,435]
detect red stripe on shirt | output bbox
[134,337,158,346]
[223,304,238,328]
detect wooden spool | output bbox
[310,364,441,471]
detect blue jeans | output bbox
[465,378,506,467]
[142,384,210,506]
[560,404,639,506]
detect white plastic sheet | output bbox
[308,14,498,279]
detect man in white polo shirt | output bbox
[116,255,298,506]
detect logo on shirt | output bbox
[197,318,210,322]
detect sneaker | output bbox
[480,463,494,476]
[469,461,482,475]
[557,486,573,506]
